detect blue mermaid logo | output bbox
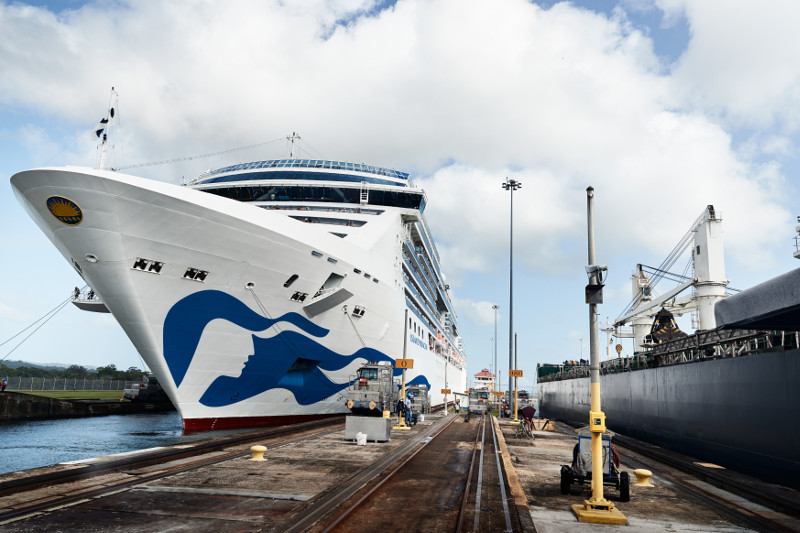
[162,290,401,408]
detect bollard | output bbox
[633,469,654,487]
[249,445,267,461]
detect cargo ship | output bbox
[11,147,467,430]
[538,207,800,488]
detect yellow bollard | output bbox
[249,445,267,461]
[634,469,654,487]
[383,410,390,418]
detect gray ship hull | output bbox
[538,349,800,489]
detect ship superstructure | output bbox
[11,158,467,430]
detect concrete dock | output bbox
[498,418,800,532]
[1,414,798,532]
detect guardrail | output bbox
[4,377,140,391]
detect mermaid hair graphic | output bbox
[163,290,406,408]
[163,290,328,388]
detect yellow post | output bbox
[571,186,626,524]
[512,388,519,424]
[393,309,411,431]
[394,366,410,430]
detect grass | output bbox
[14,390,126,401]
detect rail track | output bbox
[556,421,800,532]
[0,417,344,526]
[306,413,515,533]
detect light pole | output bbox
[492,304,499,394]
[502,178,521,406]
[571,186,626,523]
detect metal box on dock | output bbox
[344,416,392,442]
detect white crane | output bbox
[614,205,729,352]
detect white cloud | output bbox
[659,0,800,131]
[451,296,502,327]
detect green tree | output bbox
[122,366,145,381]
[95,364,118,379]
[65,364,88,378]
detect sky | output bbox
[1,0,799,389]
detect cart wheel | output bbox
[560,466,572,495]
[619,471,630,502]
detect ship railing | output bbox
[402,264,437,309]
[540,329,800,382]
[403,249,438,300]
[403,278,436,318]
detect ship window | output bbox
[373,278,379,283]
[284,274,299,288]
[364,273,371,279]
[330,232,347,238]
[327,257,338,264]
[133,258,164,274]
[311,251,323,258]
[199,184,423,209]
[291,291,308,302]
[183,268,209,281]
[353,268,361,274]
[353,305,365,317]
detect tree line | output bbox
[0,363,146,381]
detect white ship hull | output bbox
[11,166,467,430]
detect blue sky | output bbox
[1,0,799,390]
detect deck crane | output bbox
[614,205,731,352]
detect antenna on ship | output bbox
[287,131,301,159]
[94,87,119,169]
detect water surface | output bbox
[0,412,235,475]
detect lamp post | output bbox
[571,186,626,524]
[492,304,499,394]
[502,178,521,407]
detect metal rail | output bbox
[0,418,343,524]
[456,415,514,533]
[316,413,461,533]
[490,416,514,532]
[556,421,800,532]
[456,415,484,532]
[619,448,799,533]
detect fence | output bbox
[4,377,140,391]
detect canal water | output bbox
[0,412,238,475]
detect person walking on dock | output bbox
[405,394,413,426]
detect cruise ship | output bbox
[10,157,468,430]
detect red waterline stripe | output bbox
[182,413,341,432]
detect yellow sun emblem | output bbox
[46,196,83,225]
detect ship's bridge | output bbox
[189,159,426,211]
